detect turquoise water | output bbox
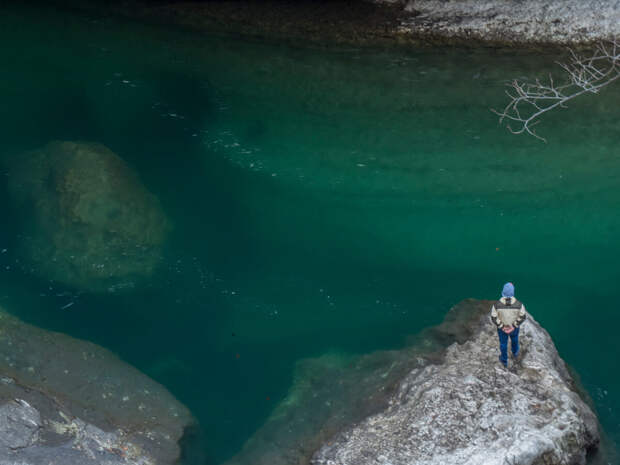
[1,3,619,463]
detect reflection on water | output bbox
[0,3,619,464]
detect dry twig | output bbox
[492,39,620,142]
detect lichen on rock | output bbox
[228,299,600,465]
[7,140,169,293]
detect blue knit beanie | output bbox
[502,282,515,298]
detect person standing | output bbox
[490,282,527,368]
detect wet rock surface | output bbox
[7,141,169,293]
[227,299,600,465]
[0,306,194,465]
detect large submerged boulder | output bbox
[0,306,194,465]
[7,140,169,293]
[227,299,600,465]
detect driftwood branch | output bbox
[492,39,620,142]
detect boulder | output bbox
[7,140,169,293]
[0,306,195,465]
[227,299,600,465]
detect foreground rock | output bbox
[228,299,600,465]
[7,141,169,293]
[0,306,194,465]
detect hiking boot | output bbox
[499,355,508,368]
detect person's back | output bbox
[490,282,526,367]
[491,295,526,329]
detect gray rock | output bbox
[314,302,599,464]
[0,400,40,450]
[0,307,195,465]
[7,140,169,293]
[387,0,620,44]
[227,299,599,465]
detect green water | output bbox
[1,3,619,463]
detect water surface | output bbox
[0,4,619,463]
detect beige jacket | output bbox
[490,297,527,328]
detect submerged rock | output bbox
[7,141,169,293]
[0,306,194,465]
[228,299,600,465]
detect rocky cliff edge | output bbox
[228,299,600,465]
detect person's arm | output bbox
[513,304,527,327]
[490,305,503,328]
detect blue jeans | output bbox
[497,327,520,365]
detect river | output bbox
[0,3,618,463]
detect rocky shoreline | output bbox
[386,0,620,45]
[51,0,619,46]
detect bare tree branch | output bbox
[492,39,620,142]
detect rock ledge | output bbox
[228,299,600,465]
[314,299,599,465]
